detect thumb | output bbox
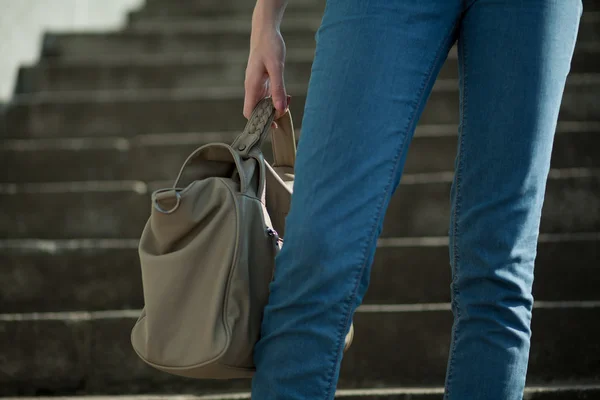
[267,62,288,119]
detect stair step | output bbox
[133,0,599,19]
[16,52,316,94]
[3,75,599,138]
[127,12,325,32]
[40,29,309,60]
[371,234,600,303]
[128,14,600,45]
[4,385,600,399]
[0,171,598,239]
[19,50,449,94]
[2,123,599,182]
[130,0,324,20]
[0,304,598,395]
[16,44,600,93]
[40,13,600,60]
[5,86,302,138]
[126,13,600,48]
[1,234,598,313]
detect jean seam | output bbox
[322,17,460,400]
[444,22,468,400]
[462,0,476,13]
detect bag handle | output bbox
[231,96,297,168]
[271,109,296,169]
[164,97,295,195]
[264,109,296,238]
[171,144,249,190]
[231,97,277,158]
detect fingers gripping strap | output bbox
[232,97,276,158]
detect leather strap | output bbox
[271,110,296,169]
[231,97,276,158]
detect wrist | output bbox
[252,0,287,30]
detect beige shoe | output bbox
[344,322,354,352]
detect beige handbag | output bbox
[131,97,353,380]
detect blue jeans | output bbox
[251,0,582,399]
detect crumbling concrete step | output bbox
[131,0,324,19]
[16,45,599,93]
[133,0,599,19]
[127,12,325,31]
[40,29,312,60]
[1,234,598,313]
[39,13,600,60]
[17,53,320,94]
[0,305,598,395]
[2,123,598,182]
[0,171,598,239]
[4,75,599,138]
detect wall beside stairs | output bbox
[0,0,144,101]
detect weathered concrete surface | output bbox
[2,237,598,313]
[0,174,598,239]
[1,307,599,395]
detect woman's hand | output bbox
[244,1,290,122]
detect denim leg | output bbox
[445,1,583,399]
[251,1,461,398]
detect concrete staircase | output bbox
[1,0,599,398]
